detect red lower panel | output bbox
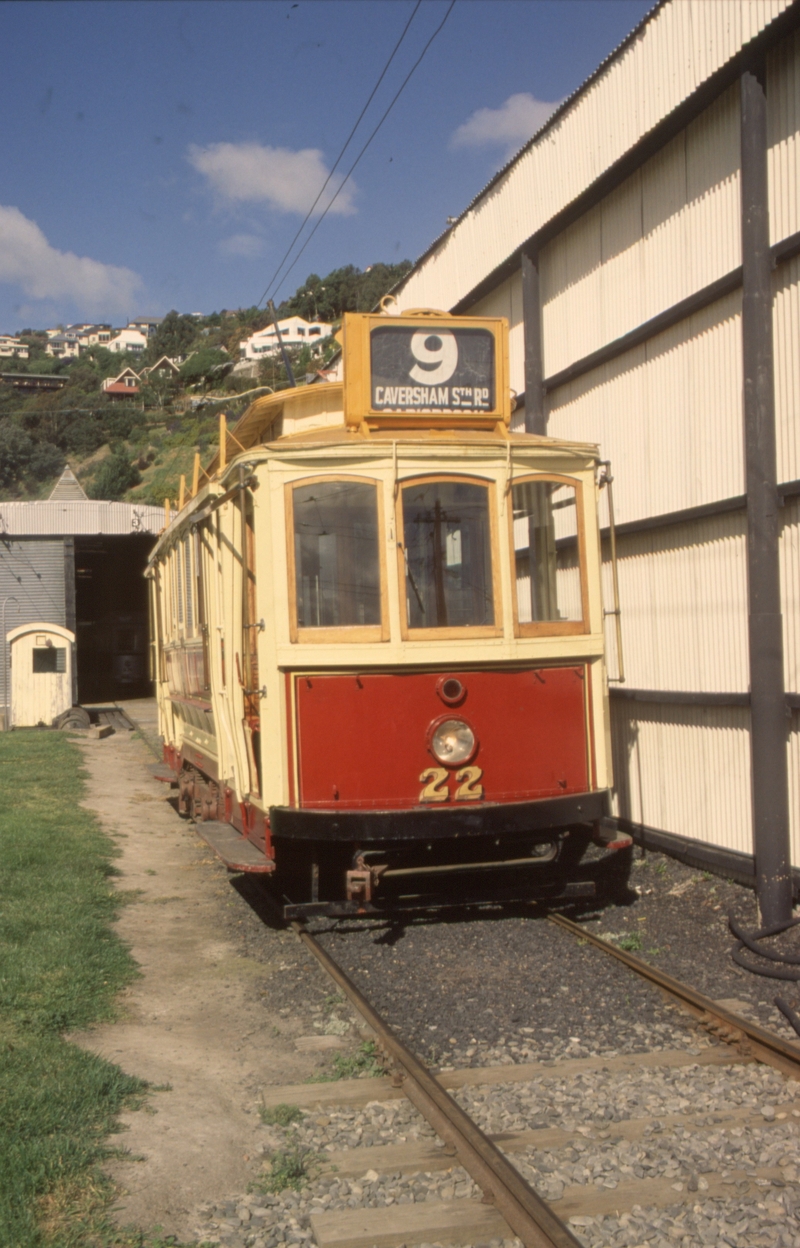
[295,667,588,809]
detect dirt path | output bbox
[70,723,339,1241]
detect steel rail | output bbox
[549,912,800,1082]
[292,922,582,1248]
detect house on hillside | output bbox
[239,316,332,360]
[128,316,164,337]
[45,331,82,359]
[108,328,147,355]
[0,335,29,359]
[140,355,180,380]
[102,367,140,398]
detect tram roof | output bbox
[204,381,600,477]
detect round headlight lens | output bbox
[430,718,475,766]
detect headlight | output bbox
[430,718,476,765]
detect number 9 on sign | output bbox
[409,331,458,385]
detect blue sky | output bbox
[0,0,652,333]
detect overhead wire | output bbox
[257,0,422,309]
[262,0,457,308]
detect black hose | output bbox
[775,996,800,1039]
[729,915,800,963]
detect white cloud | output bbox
[188,141,356,215]
[218,232,265,258]
[0,204,141,313]
[451,93,561,157]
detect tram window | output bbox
[512,480,582,624]
[293,481,381,628]
[182,536,194,635]
[402,481,494,629]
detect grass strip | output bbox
[0,732,147,1248]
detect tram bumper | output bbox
[270,790,631,918]
[269,789,609,842]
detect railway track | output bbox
[208,914,800,1248]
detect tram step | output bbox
[149,763,177,785]
[194,821,274,874]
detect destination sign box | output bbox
[370,325,495,413]
[342,311,510,428]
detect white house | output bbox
[0,335,29,359]
[108,328,148,355]
[128,316,164,337]
[45,332,81,359]
[239,316,332,361]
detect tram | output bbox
[148,307,630,916]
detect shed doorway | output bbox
[74,535,153,703]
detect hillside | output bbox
[0,261,410,505]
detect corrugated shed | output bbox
[780,496,800,691]
[0,538,66,722]
[610,700,753,854]
[397,1,790,315]
[774,253,800,485]
[541,88,741,376]
[768,28,800,243]
[0,501,165,537]
[467,271,524,395]
[547,288,744,523]
[601,512,749,692]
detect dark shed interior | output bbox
[73,535,153,702]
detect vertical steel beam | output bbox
[740,67,793,924]
[64,536,77,706]
[521,249,546,434]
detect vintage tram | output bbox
[148,308,630,917]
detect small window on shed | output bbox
[33,647,66,673]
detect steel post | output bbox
[521,249,545,434]
[740,67,793,925]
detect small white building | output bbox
[240,316,332,360]
[128,316,164,337]
[108,328,148,355]
[45,331,81,359]
[0,335,29,359]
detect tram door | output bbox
[241,491,262,796]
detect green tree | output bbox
[179,348,232,390]
[29,442,65,481]
[0,421,34,486]
[88,452,142,501]
[148,311,200,361]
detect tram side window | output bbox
[512,480,582,624]
[293,481,381,628]
[182,536,194,636]
[402,481,494,628]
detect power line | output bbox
[264,0,457,308]
[257,0,422,309]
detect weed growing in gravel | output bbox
[615,932,643,952]
[307,1040,386,1082]
[0,732,147,1248]
[256,1144,316,1194]
[260,1102,304,1127]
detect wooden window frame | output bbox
[508,473,589,638]
[285,474,389,644]
[396,473,503,641]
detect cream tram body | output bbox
[149,313,627,915]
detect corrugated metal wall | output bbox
[768,28,800,243]
[610,699,753,853]
[0,538,66,723]
[540,88,741,377]
[774,253,800,485]
[398,1,790,315]
[600,513,749,692]
[547,289,744,522]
